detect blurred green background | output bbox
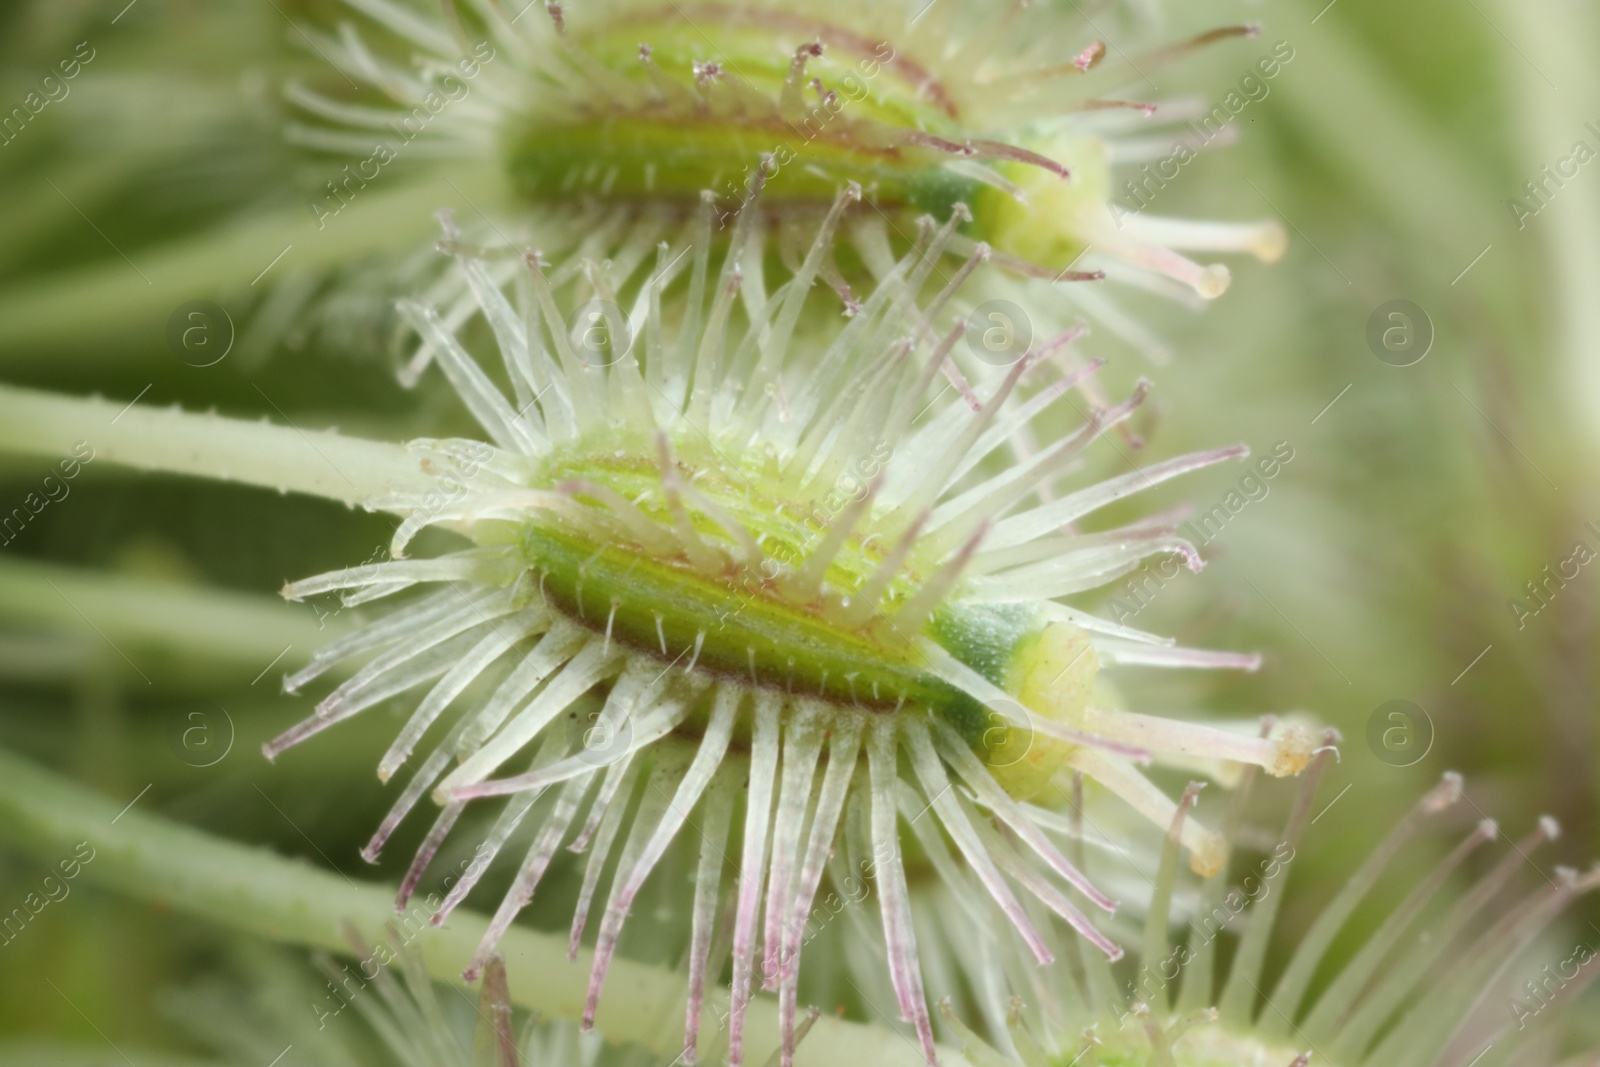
[0,0,1596,1060]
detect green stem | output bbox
[1495,0,1600,465]
[1275,0,1530,344]
[0,746,964,1067]
[0,168,507,359]
[0,1043,223,1067]
[0,556,332,673]
[1275,12,1487,250]
[0,383,427,508]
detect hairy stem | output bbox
[0,169,506,359]
[0,383,427,508]
[0,746,964,1067]
[0,557,333,675]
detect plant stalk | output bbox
[0,747,966,1066]
[0,556,332,674]
[0,383,427,509]
[0,169,507,358]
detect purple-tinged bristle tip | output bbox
[1074,42,1106,72]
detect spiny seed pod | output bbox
[937,764,1600,1067]
[266,207,1311,1066]
[292,0,1286,373]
